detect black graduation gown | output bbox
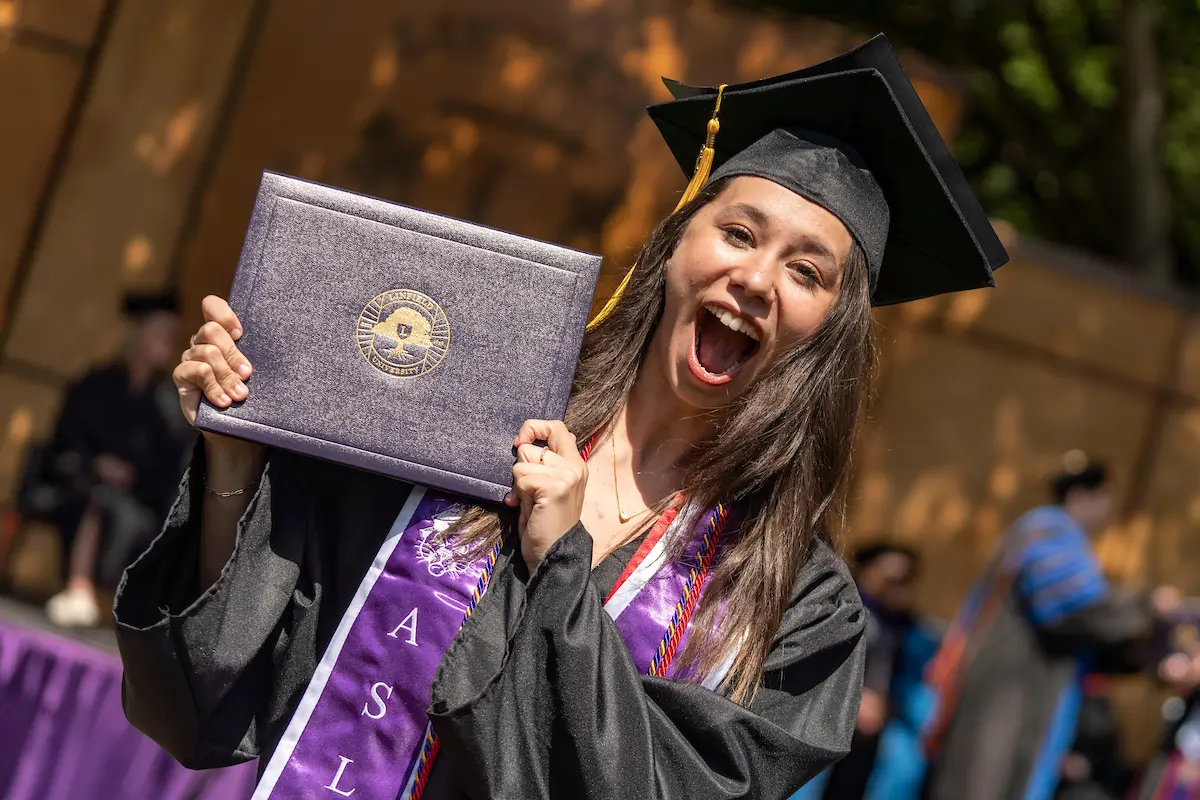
[114,446,866,799]
[51,364,190,515]
[46,364,191,584]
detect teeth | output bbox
[705,305,758,341]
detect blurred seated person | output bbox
[790,542,941,800]
[36,292,191,626]
[924,452,1182,800]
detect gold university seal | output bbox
[356,289,450,378]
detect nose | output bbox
[727,251,776,307]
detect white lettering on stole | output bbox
[433,591,469,613]
[324,755,357,796]
[361,681,394,719]
[387,607,419,646]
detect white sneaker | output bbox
[45,587,101,628]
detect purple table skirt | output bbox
[0,618,258,800]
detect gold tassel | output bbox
[587,84,729,330]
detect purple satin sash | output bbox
[253,487,731,799]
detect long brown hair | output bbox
[448,178,875,703]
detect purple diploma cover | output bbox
[195,172,602,502]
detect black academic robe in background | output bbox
[45,364,192,585]
[51,364,190,517]
[114,446,866,799]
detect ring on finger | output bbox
[539,446,548,464]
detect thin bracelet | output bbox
[205,480,257,498]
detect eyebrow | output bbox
[793,234,838,266]
[726,202,770,229]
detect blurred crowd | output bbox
[2,293,1200,800]
[793,458,1200,800]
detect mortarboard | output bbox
[122,290,180,318]
[589,33,1007,325]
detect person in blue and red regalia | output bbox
[114,36,1006,799]
[924,453,1183,800]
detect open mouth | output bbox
[689,304,760,385]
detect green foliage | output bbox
[729,0,1200,286]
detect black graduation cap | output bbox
[644,34,1007,308]
[122,290,180,318]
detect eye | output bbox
[789,262,823,288]
[721,225,754,248]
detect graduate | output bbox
[115,36,1005,799]
[36,292,191,626]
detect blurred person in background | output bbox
[1127,609,1200,799]
[791,541,942,800]
[1054,675,1133,800]
[31,292,192,626]
[924,452,1181,800]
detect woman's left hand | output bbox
[507,419,588,572]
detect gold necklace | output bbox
[611,436,647,523]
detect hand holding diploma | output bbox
[173,295,263,470]
[175,295,588,574]
[175,296,253,422]
[507,419,589,572]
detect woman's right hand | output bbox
[174,296,262,467]
[175,295,253,423]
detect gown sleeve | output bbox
[429,527,866,800]
[1015,529,1153,662]
[113,443,406,769]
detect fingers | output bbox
[201,295,243,339]
[514,419,577,457]
[174,296,250,428]
[185,341,247,401]
[506,461,582,506]
[174,360,228,425]
[511,466,571,500]
[512,422,584,504]
[516,440,584,480]
[193,319,253,380]
[516,442,555,465]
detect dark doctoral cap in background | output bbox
[122,290,180,319]
[588,33,1009,327]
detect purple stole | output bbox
[252,487,733,800]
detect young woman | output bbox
[115,36,1004,800]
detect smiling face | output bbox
[649,176,856,411]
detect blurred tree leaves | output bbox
[730,0,1200,287]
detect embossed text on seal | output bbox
[356,289,450,379]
